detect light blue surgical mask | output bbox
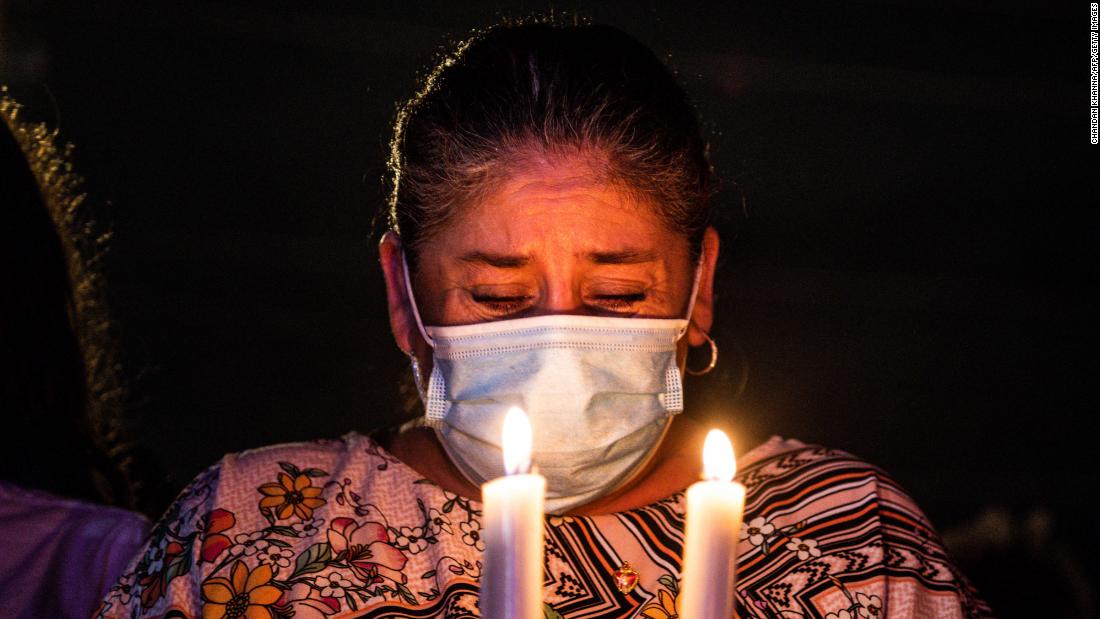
[402,255,699,514]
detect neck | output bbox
[384,415,707,515]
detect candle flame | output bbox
[702,429,736,481]
[502,406,532,475]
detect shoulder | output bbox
[221,433,369,480]
[0,482,151,619]
[737,436,944,569]
[738,435,926,522]
[173,431,409,526]
[191,432,411,519]
[734,437,993,619]
[96,432,419,618]
[138,433,377,548]
[0,481,150,568]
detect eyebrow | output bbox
[588,248,660,264]
[459,251,531,268]
[457,247,659,268]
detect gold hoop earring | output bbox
[686,330,718,376]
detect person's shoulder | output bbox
[740,435,900,483]
[0,480,150,563]
[145,434,363,508]
[737,435,930,524]
[160,431,409,522]
[138,431,402,561]
[96,432,413,617]
[189,431,398,487]
[222,432,368,472]
[735,438,994,618]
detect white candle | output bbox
[680,429,746,619]
[480,407,546,619]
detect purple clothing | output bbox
[0,481,149,619]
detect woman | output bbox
[1,95,151,617]
[99,22,991,618]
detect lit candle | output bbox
[680,429,746,619]
[480,407,546,618]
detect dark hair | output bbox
[1,95,139,509]
[385,20,716,266]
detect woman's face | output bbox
[381,155,719,362]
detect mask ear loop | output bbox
[398,243,436,403]
[401,249,436,348]
[400,248,457,427]
[682,251,718,375]
[678,257,705,339]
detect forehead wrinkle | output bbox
[502,177,627,214]
[459,200,671,266]
[472,149,666,223]
[492,152,625,202]
[445,156,683,268]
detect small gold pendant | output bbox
[613,561,639,594]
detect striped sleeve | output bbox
[734,443,994,618]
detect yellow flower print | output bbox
[641,589,681,619]
[201,560,282,619]
[258,472,326,520]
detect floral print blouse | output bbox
[96,433,992,618]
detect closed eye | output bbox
[471,294,534,315]
[588,292,646,312]
[470,292,647,315]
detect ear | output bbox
[378,231,431,361]
[687,227,720,347]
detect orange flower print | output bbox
[326,517,409,585]
[258,473,326,520]
[641,589,681,619]
[201,560,282,619]
[200,509,236,563]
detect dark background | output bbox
[2,1,1095,616]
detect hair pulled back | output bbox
[386,20,716,265]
